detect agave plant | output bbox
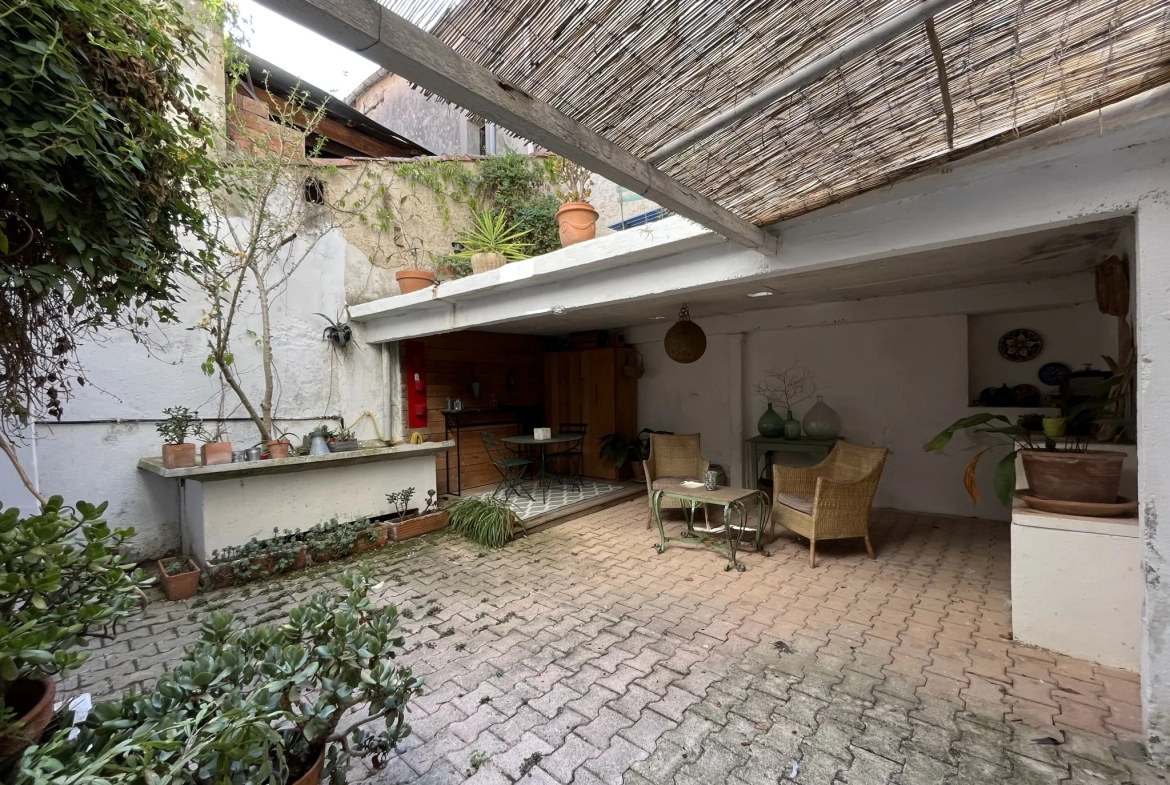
[454,210,532,261]
[446,496,526,548]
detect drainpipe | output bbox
[646,0,967,164]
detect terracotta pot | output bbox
[162,443,196,469]
[471,252,506,274]
[388,510,448,541]
[1020,449,1125,504]
[556,201,598,246]
[632,461,646,484]
[290,748,325,785]
[157,558,201,601]
[395,269,436,294]
[0,678,55,761]
[200,441,233,466]
[266,439,291,459]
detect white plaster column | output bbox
[383,342,403,443]
[727,333,745,486]
[1137,196,1170,758]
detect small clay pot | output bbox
[471,252,506,274]
[157,557,201,601]
[266,439,291,460]
[162,443,196,469]
[0,677,55,761]
[395,269,436,294]
[1020,449,1125,504]
[200,441,233,466]
[555,201,599,246]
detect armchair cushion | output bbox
[652,476,701,491]
[774,492,814,515]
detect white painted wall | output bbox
[634,278,1121,523]
[967,303,1116,401]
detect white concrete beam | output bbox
[250,0,779,254]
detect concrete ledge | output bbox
[137,441,453,481]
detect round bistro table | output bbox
[502,433,584,499]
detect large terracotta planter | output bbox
[290,748,325,785]
[162,443,196,469]
[556,201,598,246]
[157,557,201,601]
[1020,449,1125,504]
[0,677,55,761]
[201,441,232,466]
[395,269,435,294]
[471,252,506,274]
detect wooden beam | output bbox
[249,0,779,254]
[924,19,955,150]
[250,86,412,158]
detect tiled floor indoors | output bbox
[73,502,1164,784]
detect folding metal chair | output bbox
[480,431,534,501]
[548,422,587,490]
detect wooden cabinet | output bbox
[543,348,638,480]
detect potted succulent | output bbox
[926,376,1126,506]
[385,488,447,541]
[445,495,525,548]
[0,498,149,764]
[454,210,531,274]
[157,406,200,469]
[156,555,201,601]
[18,568,422,784]
[206,529,306,589]
[546,157,596,246]
[200,421,232,466]
[328,427,359,452]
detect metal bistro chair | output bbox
[547,422,587,489]
[480,432,534,501]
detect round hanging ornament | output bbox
[664,304,706,364]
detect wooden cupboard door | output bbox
[581,349,617,479]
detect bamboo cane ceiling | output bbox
[382,0,1170,226]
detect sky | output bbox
[235,0,381,99]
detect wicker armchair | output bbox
[771,441,888,567]
[642,433,709,529]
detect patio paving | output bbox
[71,501,1164,784]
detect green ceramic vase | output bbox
[783,410,802,440]
[758,403,784,437]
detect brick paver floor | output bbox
[73,503,1165,784]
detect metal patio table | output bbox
[502,433,584,499]
[650,481,770,572]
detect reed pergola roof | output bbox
[381,0,1170,226]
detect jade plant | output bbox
[156,406,201,444]
[0,498,150,736]
[14,568,422,784]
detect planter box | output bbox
[205,545,307,589]
[388,510,448,541]
[354,523,390,552]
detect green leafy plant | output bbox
[925,376,1124,506]
[599,428,672,468]
[477,152,544,220]
[156,407,201,445]
[386,488,416,520]
[453,211,531,261]
[163,556,198,576]
[512,194,561,256]
[0,498,150,733]
[544,157,593,203]
[0,0,218,441]
[432,253,473,280]
[446,496,526,548]
[16,568,422,783]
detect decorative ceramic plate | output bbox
[1016,491,1137,518]
[1037,361,1071,386]
[998,328,1042,362]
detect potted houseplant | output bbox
[157,406,200,469]
[18,568,422,784]
[0,498,149,764]
[599,428,671,482]
[925,377,1126,506]
[547,157,597,246]
[156,555,201,601]
[200,421,232,466]
[328,427,359,452]
[206,529,307,589]
[385,488,447,541]
[446,495,525,548]
[394,248,437,294]
[266,430,293,459]
[453,210,531,274]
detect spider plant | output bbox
[454,210,532,261]
[446,496,527,548]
